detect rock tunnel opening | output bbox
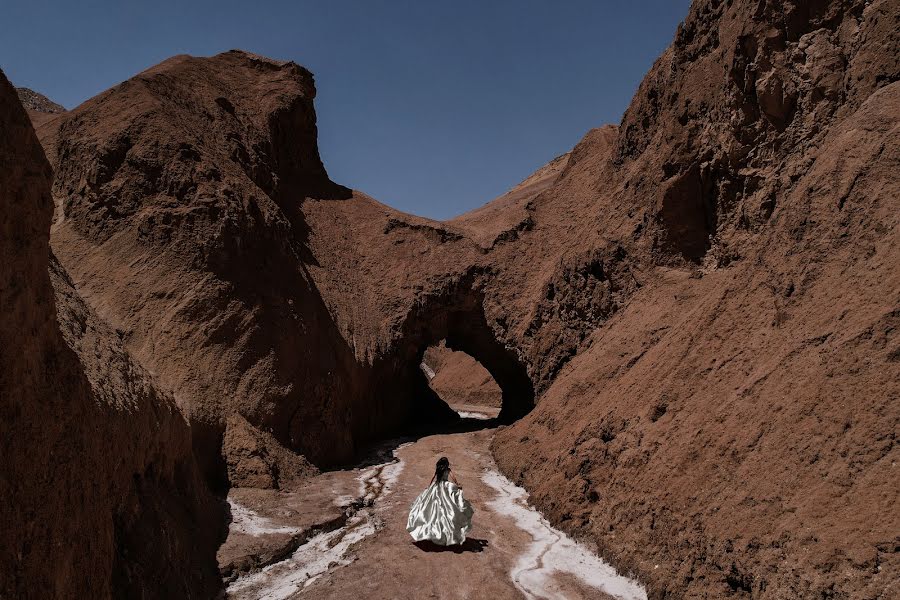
[420,342,502,421]
[399,287,536,427]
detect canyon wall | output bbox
[0,70,221,599]
[490,0,899,596]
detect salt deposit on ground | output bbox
[227,448,407,599]
[227,515,377,599]
[228,499,303,537]
[482,470,647,600]
[456,410,492,420]
[358,444,407,502]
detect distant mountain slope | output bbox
[16,86,65,113]
[16,86,66,128]
[450,152,570,248]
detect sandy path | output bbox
[226,418,645,600]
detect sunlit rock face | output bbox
[491,0,900,597]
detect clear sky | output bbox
[2,0,691,220]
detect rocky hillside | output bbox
[9,0,896,595]
[1,70,221,599]
[16,87,65,113]
[30,49,605,494]
[490,0,900,597]
[16,87,66,128]
[450,151,570,249]
[36,50,481,488]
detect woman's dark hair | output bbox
[434,457,450,483]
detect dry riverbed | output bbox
[222,412,646,600]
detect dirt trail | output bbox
[225,413,646,600]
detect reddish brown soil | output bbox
[299,429,594,600]
[1,70,222,599]
[424,343,502,410]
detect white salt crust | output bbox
[227,450,406,599]
[482,469,647,600]
[456,410,492,420]
[227,499,303,537]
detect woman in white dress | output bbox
[407,457,474,546]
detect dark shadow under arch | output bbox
[398,277,535,426]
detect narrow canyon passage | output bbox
[222,409,647,600]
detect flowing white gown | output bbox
[406,472,474,545]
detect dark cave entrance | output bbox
[400,290,535,426]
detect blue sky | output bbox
[2,0,691,219]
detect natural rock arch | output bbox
[394,275,535,424]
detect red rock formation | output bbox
[490,0,900,596]
[0,70,221,598]
[223,413,318,489]
[38,50,474,488]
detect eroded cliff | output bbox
[37,50,478,489]
[489,0,899,596]
[1,69,222,599]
